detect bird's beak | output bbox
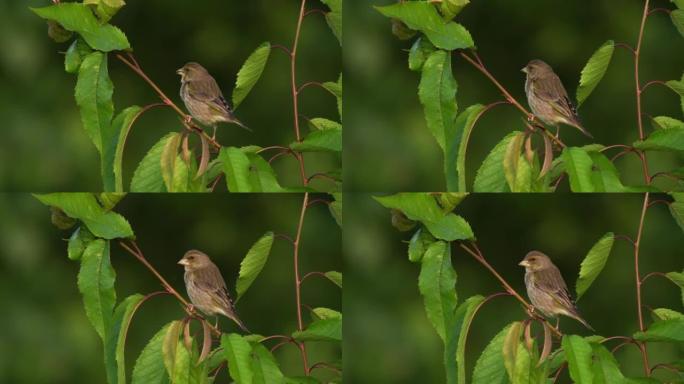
[178,258,188,266]
[518,260,529,267]
[521,67,528,74]
[176,69,183,76]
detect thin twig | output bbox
[633,0,652,184]
[641,271,667,284]
[297,81,326,95]
[293,192,311,375]
[300,271,327,284]
[634,192,651,376]
[640,80,668,94]
[306,172,339,185]
[290,0,309,186]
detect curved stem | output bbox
[640,80,668,94]
[641,271,667,284]
[615,42,637,55]
[306,172,339,185]
[307,198,331,208]
[460,291,512,365]
[634,0,652,184]
[297,81,326,95]
[300,271,327,285]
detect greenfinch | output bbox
[522,60,592,138]
[178,250,249,332]
[177,62,250,135]
[519,251,594,330]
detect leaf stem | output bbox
[294,192,311,374]
[633,192,651,376]
[634,0,652,184]
[290,0,309,186]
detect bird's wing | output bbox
[194,265,234,309]
[535,73,578,119]
[533,265,576,310]
[187,79,235,117]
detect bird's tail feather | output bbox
[228,313,250,333]
[231,117,252,132]
[570,312,595,331]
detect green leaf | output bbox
[670,199,684,234]
[236,232,274,302]
[587,152,631,192]
[452,295,485,384]
[245,153,288,192]
[320,0,342,45]
[633,318,684,342]
[30,3,130,51]
[576,232,615,300]
[161,321,182,379]
[472,324,512,384]
[311,307,342,320]
[75,51,114,155]
[441,0,470,21]
[324,271,343,288]
[408,227,436,263]
[290,128,342,152]
[34,193,133,239]
[666,271,684,306]
[105,293,145,384]
[562,147,595,192]
[577,40,614,107]
[131,133,180,192]
[418,50,457,152]
[220,147,252,192]
[503,133,526,191]
[418,241,457,342]
[65,38,92,74]
[98,193,126,211]
[170,338,200,384]
[77,239,116,341]
[666,73,684,115]
[375,2,474,50]
[308,118,342,131]
[652,308,684,321]
[408,37,436,72]
[474,132,522,192]
[222,333,254,384]
[84,0,126,24]
[562,335,594,384]
[233,42,271,109]
[160,133,182,192]
[103,105,142,192]
[634,127,684,152]
[131,322,173,384]
[652,116,684,130]
[292,318,342,342]
[68,226,95,261]
[671,9,684,39]
[592,344,625,384]
[451,104,485,192]
[329,193,342,227]
[374,193,474,240]
[323,75,342,119]
[251,344,284,384]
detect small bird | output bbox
[178,250,249,332]
[518,251,594,331]
[522,60,593,139]
[177,62,250,137]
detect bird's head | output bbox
[176,62,209,81]
[178,249,212,271]
[518,250,553,272]
[521,59,552,77]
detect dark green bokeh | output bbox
[0,193,341,383]
[347,0,684,191]
[346,193,683,383]
[1,0,340,191]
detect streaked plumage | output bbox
[519,251,594,330]
[177,62,250,132]
[178,250,249,332]
[522,60,592,138]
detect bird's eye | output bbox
[188,256,194,260]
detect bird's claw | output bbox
[527,113,536,122]
[184,115,193,125]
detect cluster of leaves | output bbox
[374,192,684,383]
[31,0,342,192]
[376,0,684,192]
[34,193,343,383]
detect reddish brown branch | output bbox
[293,192,310,374]
[633,192,652,376]
[634,0,652,184]
[290,0,309,186]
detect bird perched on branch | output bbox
[177,62,250,137]
[518,251,594,331]
[178,249,249,333]
[522,59,593,139]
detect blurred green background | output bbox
[0,0,340,191]
[347,0,684,191]
[346,193,683,382]
[0,193,341,383]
